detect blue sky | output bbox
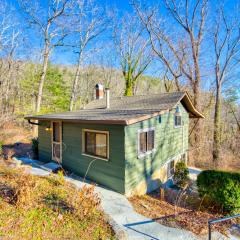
[8,0,134,65]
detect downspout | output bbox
[182,120,184,155]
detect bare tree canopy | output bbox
[18,0,72,114]
[68,0,108,111]
[114,13,153,96]
[212,5,240,163]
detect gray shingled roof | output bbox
[85,92,184,111]
[25,92,203,125]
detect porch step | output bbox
[40,162,62,173]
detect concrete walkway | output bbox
[66,175,230,240]
[17,158,229,240]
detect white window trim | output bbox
[174,115,182,128]
[51,121,62,163]
[82,129,109,161]
[137,127,156,158]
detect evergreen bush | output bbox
[173,161,189,188]
[197,170,240,213]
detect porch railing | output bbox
[208,213,240,240]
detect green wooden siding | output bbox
[38,121,52,162]
[61,123,125,193]
[124,103,189,193]
[38,121,125,193]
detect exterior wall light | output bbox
[45,127,52,132]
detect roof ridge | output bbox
[94,91,186,100]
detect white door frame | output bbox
[51,121,62,164]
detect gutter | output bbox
[28,119,41,126]
[25,117,128,126]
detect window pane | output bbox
[147,130,155,151]
[167,160,175,178]
[96,133,107,158]
[178,116,182,126]
[158,115,161,124]
[139,132,147,153]
[85,132,95,155]
[53,122,60,142]
[53,143,60,159]
[175,116,181,126]
[175,116,177,126]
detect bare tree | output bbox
[113,13,153,96]
[0,1,22,120]
[212,7,240,163]
[18,0,72,113]
[134,0,207,150]
[68,0,107,111]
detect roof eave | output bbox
[178,92,205,118]
[25,116,128,125]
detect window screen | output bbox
[139,129,155,155]
[174,116,182,126]
[96,133,107,157]
[139,132,147,153]
[53,122,60,142]
[84,131,108,159]
[147,130,154,151]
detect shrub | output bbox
[173,161,189,188]
[197,170,240,214]
[31,138,39,159]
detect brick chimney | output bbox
[95,84,104,100]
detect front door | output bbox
[52,121,62,163]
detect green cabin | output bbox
[26,87,203,196]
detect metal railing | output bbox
[208,214,240,240]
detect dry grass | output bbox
[189,146,240,172]
[0,162,115,240]
[129,193,234,236]
[0,122,32,145]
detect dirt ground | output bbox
[0,122,34,160]
[129,192,235,236]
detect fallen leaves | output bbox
[129,193,234,236]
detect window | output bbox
[174,115,182,127]
[138,128,155,156]
[167,160,175,178]
[83,129,109,159]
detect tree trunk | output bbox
[35,44,50,113]
[190,34,202,154]
[69,53,82,111]
[213,81,222,164]
[192,77,202,145]
[124,77,133,96]
[33,44,50,137]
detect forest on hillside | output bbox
[0,0,239,170]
